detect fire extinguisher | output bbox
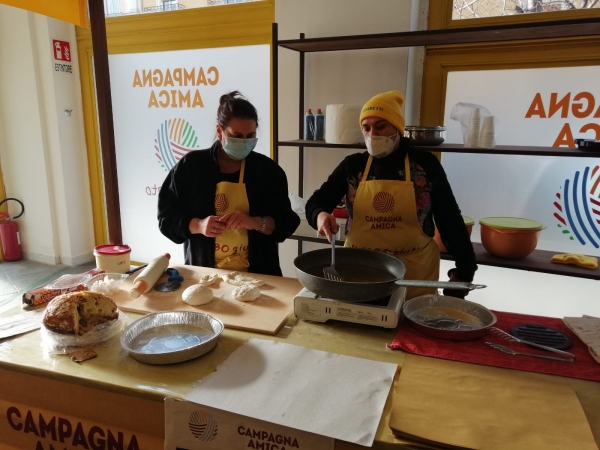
[0,198,25,262]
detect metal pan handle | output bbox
[394,280,486,291]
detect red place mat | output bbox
[390,310,600,382]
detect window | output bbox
[104,0,261,17]
[207,0,261,5]
[452,0,600,20]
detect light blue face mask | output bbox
[222,137,258,161]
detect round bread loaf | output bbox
[43,291,118,336]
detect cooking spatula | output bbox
[323,238,344,281]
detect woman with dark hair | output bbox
[158,91,299,275]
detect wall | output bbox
[0,5,94,265]
[275,0,425,276]
[0,0,424,270]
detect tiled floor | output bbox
[0,259,96,311]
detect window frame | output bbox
[429,0,600,29]
[422,0,600,127]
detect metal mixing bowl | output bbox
[404,126,446,146]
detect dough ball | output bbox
[197,274,220,286]
[223,271,265,287]
[232,284,261,302]
[182,284,213,306]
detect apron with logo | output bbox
[344,155,440,299]
[214,160,250,271]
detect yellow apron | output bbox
[344,155,440,299]
[214,160,250,271]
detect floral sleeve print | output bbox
[410,163,434,234]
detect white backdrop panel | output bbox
[108,45,270,263]
[443,67,600,256]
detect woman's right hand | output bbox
[316,212,340,243]
[189,216,227,237]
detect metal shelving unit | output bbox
[272,19,600,278]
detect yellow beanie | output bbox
[359,91,406,134]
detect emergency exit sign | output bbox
[52,39,72,73]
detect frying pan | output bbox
[402,294,497,340]
[293,248,485,303]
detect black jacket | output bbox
[305,138,477,282]
[158,142,300,276]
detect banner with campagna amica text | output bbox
[108,45,270,264]
[443,66,600,257]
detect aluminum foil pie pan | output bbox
[120,311,223,364]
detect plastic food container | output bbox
[479,217,545,259]
[85,273,129,296]
[434,215,474,253]
[93,244,131,274]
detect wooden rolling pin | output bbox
[129,253,170,298]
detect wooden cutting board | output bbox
[389,354,598,450]
[111,265,302,335]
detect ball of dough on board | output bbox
[223,271,265,287]
[232,284,261,302]
[182,284,213,306]
[197,274,220,286]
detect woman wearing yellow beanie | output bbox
[305,90,477,299]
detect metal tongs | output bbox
[486,327,575,362]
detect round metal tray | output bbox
[402,295,497,341]
[120,311,223,364]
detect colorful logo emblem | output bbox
[188,410,218,441]
[554,165,600,248]
[215,193,229,214]
[154,118,200,171]
[373,191,395,213]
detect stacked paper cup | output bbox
[466,108,481,148]
[479,116,496,148]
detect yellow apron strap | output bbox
[362,156,374,183]
[404,155,410,182]
[239,159,246,183]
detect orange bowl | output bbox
[480,223,541,259]
[434,216,474,253]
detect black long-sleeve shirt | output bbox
[158,141,300,276]
[305,139,477,282]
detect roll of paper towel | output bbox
[325,105,364,145]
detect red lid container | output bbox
[94,244,131,256]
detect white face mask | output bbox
[365,133,399,158]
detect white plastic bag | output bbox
[450,102,497,148]
[288,192,306,215]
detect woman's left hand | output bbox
[221,211,261,230]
